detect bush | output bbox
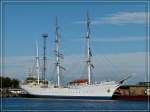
[0,76,19,88]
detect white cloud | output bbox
[70,36,148,43]
[92,36,147,42]
[75,12,149,25]
[1,52,148,84]
[94,12,148,25]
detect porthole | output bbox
[107,89,110,93]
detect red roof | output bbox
[70,79,88,84]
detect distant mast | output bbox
[86,12,94,85]
[42,34,48,82]
[35,41,40,84]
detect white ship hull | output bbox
[21,81,120,99]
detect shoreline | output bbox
[0,88,22,97]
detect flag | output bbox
[90,64,94,68]
[89,48,92,57]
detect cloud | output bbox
[1,56,34,80]
[94,12,149,25]
[66,51,146,84]
[92,36,147,42]
[70,36,148,43]
[1,52,148,84]
[75,12,149,25]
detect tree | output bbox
[11,79,19,88]
[0,76,19,88]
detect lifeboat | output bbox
[69,79,88,85]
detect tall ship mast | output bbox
[20,13,130,99]
[35,41,40,84]
[54,17,65,87]
[86,12,93,85]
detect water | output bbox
[1,97,148,111]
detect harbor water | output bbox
[1,97,149,111]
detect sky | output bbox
[1,1,149,84]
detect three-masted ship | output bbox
[21,13,125,99]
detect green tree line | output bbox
[0,76,19,88]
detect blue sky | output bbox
[2,1,149,84]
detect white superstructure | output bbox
[20,12,123,99]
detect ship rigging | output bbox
[20,12,130,99]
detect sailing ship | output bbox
[20,13,128,99]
